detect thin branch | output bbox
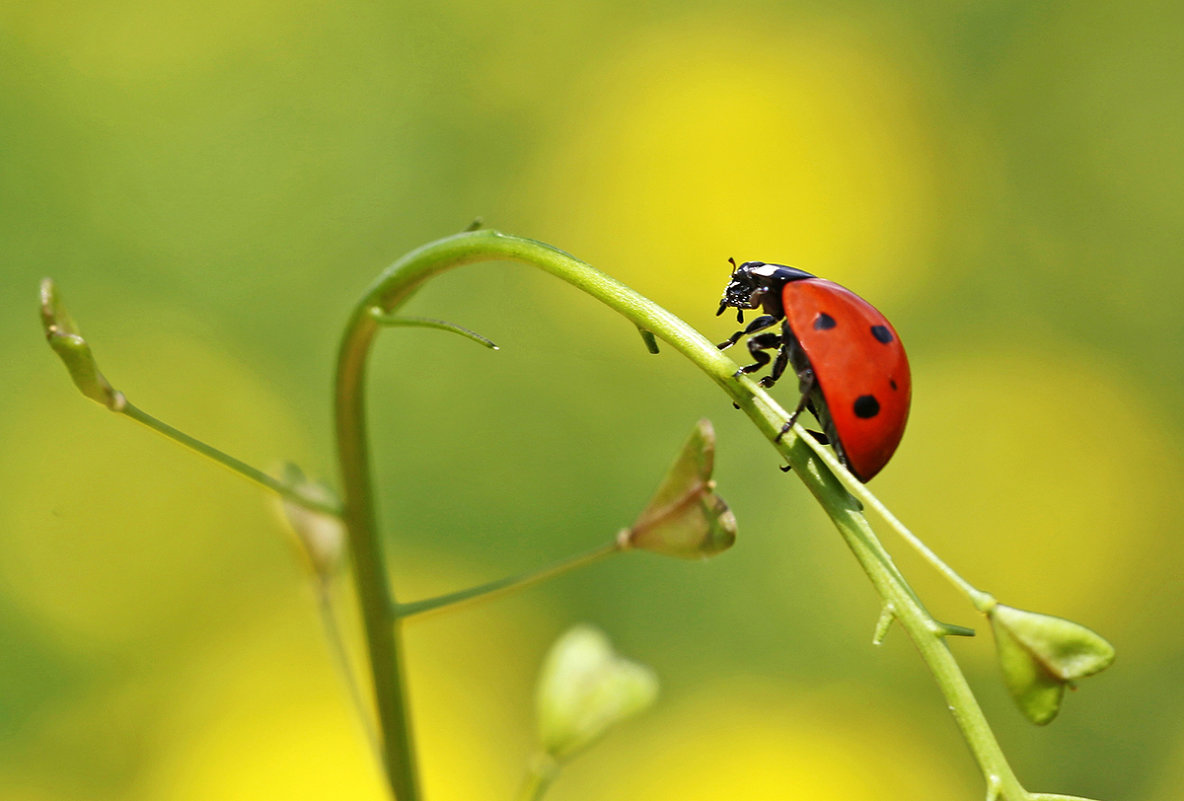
[120,401,342,517]
[395,541,621,620]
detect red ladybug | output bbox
[716,260,910,482]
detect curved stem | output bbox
[336,304,420,798]
[370,311,500,350]
[332,230,735,799]
[334,229,1032,800]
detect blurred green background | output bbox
[3,1,1182,798]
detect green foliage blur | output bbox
[3,1,1182,799]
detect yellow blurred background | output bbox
[2,1,1182,799]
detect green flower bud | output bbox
[274,463,344,580]
[39,279,124,410]
[625,419,737,559]
[535,625,658,761]
[988,604,1115,725]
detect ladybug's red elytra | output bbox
[716,260,911,482]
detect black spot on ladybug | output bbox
[814,312,837,330]
[853,395,880,419]
[890,379,898,391]
[871,325,893,344]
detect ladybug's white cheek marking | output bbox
[749,263,783,279]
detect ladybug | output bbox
[716,259,910,482]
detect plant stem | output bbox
[334,228,1033,800]
[313,578,383,767]
[817,454,996,611]
[331,230,715,799]
[119,401,341,517]
[396,541,621,620]
[515,754,560,801]
[800,464,1025,798]
[370,310,499,350]
[335,305,420,799]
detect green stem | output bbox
[396,541,620,619]
[119,401,341,517]
[335,228,1031,800]
[802,465,1025,798]
[370,310,499,350]
[314,579,383,767]
[335,303,419,799]
[515,754,560,801]
[792,423,995,612]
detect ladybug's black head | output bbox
[715,260,814,322]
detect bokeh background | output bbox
[2,1,1182,799]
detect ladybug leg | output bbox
[775,372,815,443]
[759,338,792,388]
[779,430,831,472]
[737,331,782,375]
[717,314,778,351]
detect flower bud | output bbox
[39,279,124,410]
[535,624,658,761]
[274,463,344,580]
[988,603,1115,725]
[624,419,737,559]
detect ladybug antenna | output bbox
[728,256,738,271]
